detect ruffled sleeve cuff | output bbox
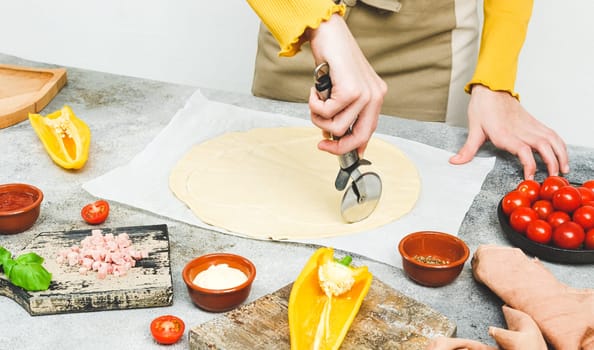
[464,0,533,100]
[247,0,346,57]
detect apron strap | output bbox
[339,0,402,13]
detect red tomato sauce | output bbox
[0,191,36,212]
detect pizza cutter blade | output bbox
[314,62,383,223]
[341,171,382,223]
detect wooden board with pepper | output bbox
[189,277,456,349]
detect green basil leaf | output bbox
[0,247,11,267]
[9,263,52,291]
[15,252,44,265]
[3,258,16,277]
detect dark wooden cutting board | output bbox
[0,224,173,316]
[190,278,456,349]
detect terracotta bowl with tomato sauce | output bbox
[0,183,44,235]
[182,253,256,312]
[398,231,470,287]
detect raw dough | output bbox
[169,127,420,240]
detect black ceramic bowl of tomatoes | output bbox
[498,176,594,264]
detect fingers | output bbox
[309,71,385,156]
[315,108,376,156]
[465,86,570,179]
[489,326,522,349]
[500,305,540,333]
[426,336,496,350]
[497,129,565,180]
[488,306,547,350]
[310,87,369,156]
[529,128,569,176]
[503,140,538,180]
[449,126,486,166]
[309,85,367,136]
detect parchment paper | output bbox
[83,90,495,268]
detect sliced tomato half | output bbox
[81,200,110,225]
[150,315,185,345]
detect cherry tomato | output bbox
[551,186,582,213]
[547,211,571,229]
[532,200,553,220]
[577,186,594,203]
[81,200,110,225]
[509,207,538,234]
[584,201,594,207]
[516,179,541,203]
[526,219,553,245]
[585,229,594,250]
[539,176,568,200]
[553,221,585,249]
[583,180,594,191]
[502,190,531,216]
[150,315,185,345]
[573,205,594,230]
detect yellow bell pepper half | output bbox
[29,105,91,170]
[289,247,373,350]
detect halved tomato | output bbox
[150,315,185,345]
[81,200,110,225]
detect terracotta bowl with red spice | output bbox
[182,253,256,312]
[0,183,44,235]
[398,231,470,287]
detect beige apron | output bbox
[251,0,478,126]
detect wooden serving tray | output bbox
[0,224,173,316]
[190,278,456,349]
[0,64,67,129]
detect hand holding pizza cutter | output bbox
[313,62,383,223]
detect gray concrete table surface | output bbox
[1,53,592,350]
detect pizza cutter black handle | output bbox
[314,62,354,142]
[315,71,332,101]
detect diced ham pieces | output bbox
[57,229,148,279]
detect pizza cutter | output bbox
[313,62,383,223]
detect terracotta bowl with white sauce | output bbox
[182,252,256,312]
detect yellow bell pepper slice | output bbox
[29,105,91,170]
[289,247,372,350]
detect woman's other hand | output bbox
[450,84,569,179]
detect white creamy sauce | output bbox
[192,263,248,289]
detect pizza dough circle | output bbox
[169,127,420,240]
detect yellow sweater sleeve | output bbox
[465,0,534,99]
[246,0,345,57]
